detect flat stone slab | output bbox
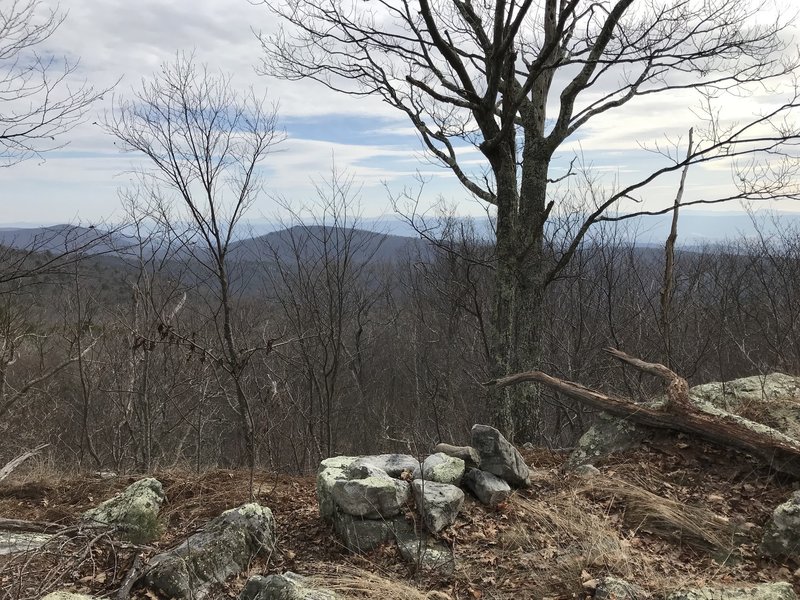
[347,454,420,478]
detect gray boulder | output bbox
[462,469,511,507]
[412,479,464,533]
[396,530,455,576]
[470,424,530,487]
[41,594,97,600]
[330,476,410,519]
[144,503,275,599]
[434,443,481,469]
[761,491,800,557]
[416,452,465,486]
[82,477,165,543]
[347,454,420,478]
[667,583,796,600]
[240,572,338,600]
[595,577,648,599]
[566,415,645,470]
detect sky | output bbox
[0,0,798,227]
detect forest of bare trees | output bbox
[1,206,800,476]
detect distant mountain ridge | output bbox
[2,210,799,258]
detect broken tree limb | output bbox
[0,443,49,483]
[603,347,689,408]
[486,350,800,477]
[0,517,61,534]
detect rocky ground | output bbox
[1,432,799,600]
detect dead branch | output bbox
[0,444,49,484]
[0,517,61,534]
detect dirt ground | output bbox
[1,435,799,599]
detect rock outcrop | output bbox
[144,503,275,599]
[82,477,165,543]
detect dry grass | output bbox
[503,491,639,596]
[584,477,744,555]
[311,566,446,599]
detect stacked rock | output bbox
[316,424,531,554]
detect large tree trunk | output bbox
[490,142,550,444]
[488,349,800,477]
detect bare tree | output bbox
[1,0,107,166]
[106,54,284,476]
[261,0,800,440]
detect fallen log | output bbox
[486,348,800,477]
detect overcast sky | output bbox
[0,0,797,226]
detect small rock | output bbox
[761,491,800,557]
[412,479,464,533]
[330,476,410,519]
[41,594,97,600]
[433,443,481,469]
[82,477,165,543]
[144,503,275,599]
[595,577,648,599]
[462,468,511,507]
[470,424,530,487]
[573,464,601,479]
[667,583,796,600]
[416,453,465,486]
[240,572,338,600]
